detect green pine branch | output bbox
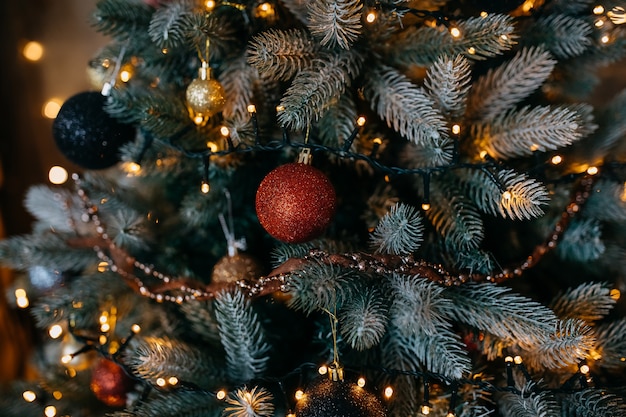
[594,317,626,371]
[399,137,456,168]
[550,282,616,323]
[338,286,388,351]
[92,0,153,41]
[523,14,593,59]
[370,202,424,255]
[147,0,193,49]
[497,383,560,417]
[561,389,626,417]
[221,54,259,123]
[555,218,606,262]
[424,54,472,119]
[109,390,221,417]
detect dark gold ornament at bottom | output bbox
[211,252,263,284]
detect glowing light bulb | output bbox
[23,391,37,402]
[384,386,393,398]
[502,191,512,200]
[43,99,63,119]
[61,354,73,364]
[580,364,590,374]
[452,124,460,134]
[318,365,328,375]
[216,389,227,400]
[44,405,57,417]
[48,166,68,184]
[593,5,605,14]
[601,35,610,43]
[421,404,431,415]
[156,378,166,387]
[23,41,44,61]
[514,355,523,365]
[247,104,256,113]
[467,47,476,55]
[421,203,431,211]
[479,150,488,159]
[168,376,179,385]
[201,181,210,194]
[295,389,304,400]
[220,126,230,136]
[207,141,218,152]
[505,356,514,363]
[97,261,109,272]
[52,391,63,400]
[551,155,562,165]
[610,288,621,300]
[49,324,63,339]
[205,0,216,11]
[357,377,366,387]
[595,18,605,27]
[15,289,29,308]
[587,166,599,175]
[276,105,285,112]
[366,12,377,23]
[357,116,366,126]
[450,27,461,38]
[132,324,141,333]
[480,11,488,17]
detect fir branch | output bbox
[23,186,83,234]
[109,390,221,417]
[398,137,455,168]
[466,47,557,122]
[214,289,270,383]
[125,336,224,388]
[147,0,193,49]
[474,105,584,159]
[593,317,626,371]
[101,206,151,251]
[278,50,362,130]
[529,318,594,369]
[445,284,558,350]
[0,233,96,272]
[497,382,560,417]
[388,274,453,337]
[555,218,606,262]
[179,300,222,346]
[338,286,388,351]
[561,388,626,417]
[497,169,550,220]
[92,0,153,41]
[364,64,449,146]
[424,54,472,119]
[370,202,424,255]
[224,386,275,417]
[584,179,626,222]
[307,0,363,49]
[317,93,358,147]
[588,89,626,160]
[247,28,317,82]
[284,261,358,314]
[411,326,472,379]
[390,14,516,67]
[549,282,616,323]
[221,54,259,123]
[524,14,593,59]
[426,182,484,251]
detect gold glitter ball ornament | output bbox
[212,252,264,284]
[186,62,226,125]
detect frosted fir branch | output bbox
[364,65,449,145]
[528,318,594,370]
[338,286,389,350]
[224,386,275,417]
[278,50,362,130]
[497,169,550,220]
[221,54,259,123]
[474,105,584,159]
[125,336,224,388]
[398,136,455,169]
[214,289,270,383]
[466,47,557,122]
[92,0,153,41]
[147,0,192,49]
[270,239,356,267]
[388,274,453,337]
[101,206,151,251]
[550,282,616,323]
[497,382,560,417]
[109,390,221,417]
[307,0,363,49]
[426,183,484,251]
[284,261,358,314]
[0,233,96,272]
[584,179,626,222]
[390,14,516,67]
[370,202,424,255]
[317,93,358,147]
[445,284,558,350]
[593,317,626,370]
[411,326,472,379]
[449,248,496,275]
[555,218,606,262]
[561,388,626,417]
[424,54,472,119]
[525,14,592,59]
[23,186,82,235]
[247,28,317,82]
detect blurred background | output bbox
[1,0,625,389]
[0,0,105,386]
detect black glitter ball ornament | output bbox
[52,91,136,170]
[294,377,387,417]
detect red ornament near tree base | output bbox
[255,162,336,243]
[90,358,135,408]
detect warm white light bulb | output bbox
[23,41,44,61]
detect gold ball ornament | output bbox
[211,252,264,285]
[186,63,226,125]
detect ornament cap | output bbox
[297,148,313,165]
[199,61,210,80]
[328,362,344,382]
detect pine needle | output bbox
[370,202,424,255]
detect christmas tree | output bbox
[2,0,626,416]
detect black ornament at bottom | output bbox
[295,377,388,417]
[52,91,136,170]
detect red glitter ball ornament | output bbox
[255,162,336,243]
[90,358,135,408]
